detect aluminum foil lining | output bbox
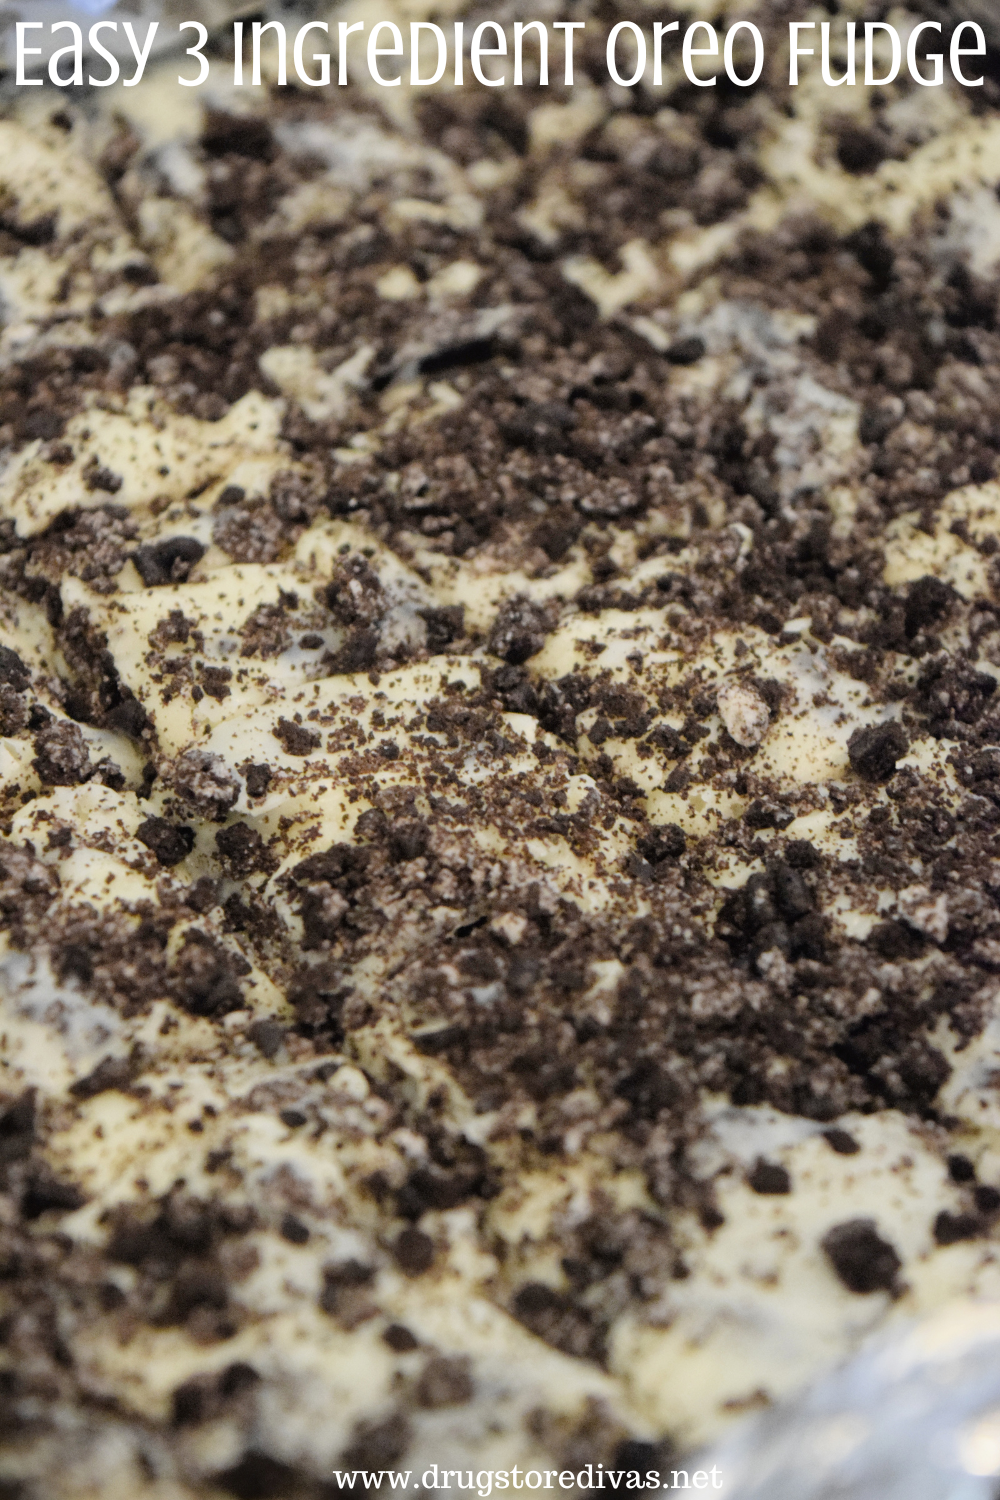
[700,1301,1000,1500]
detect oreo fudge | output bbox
[3,2,1000,1494]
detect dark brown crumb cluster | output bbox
[133,536,204,587]
[0,598,151,750]
[103,1190,258,1341]
[214,491,291,564]
[1,505,138,599]
[0,344,131,448]
[821,1218,902,1295]
[0,834,251,1017]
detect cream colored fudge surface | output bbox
[4,3,1000,1496]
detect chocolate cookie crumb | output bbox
[69,1054,135,1099]
[489,596,552,665]
[133,537,204,586]
[215,823,274,876]
[848,722,909,782]
[821,1219,901,1294]
[747,1159,791,1194]
[136,816,194,866]
[279,1214,310,1245]
[905,576,955,638]
[975,1186,1000,1216]
[0,646,30,690]
[823,1129,860,1156]
[244,763,272,798]
[273,718,320,756]
[416,1355,474,1408]
[383,1324,419,1352]
[933,1210,979,1245]
[665,336,706,366]
[247,1019,285,1059]
[32,721,91,785]
[394,1227,434,1276]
